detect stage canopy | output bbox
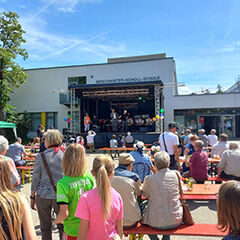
[0,121,17,137]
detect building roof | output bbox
[225,81,240,93]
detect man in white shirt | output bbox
[208,129,218,147]
[211,133,228,158]
[86,130,96,153]
[159,121,180,170]
[218,143,240,180]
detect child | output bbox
[76,134,84,146]
[75,155,123,240]
[218,181,240,240]
[110,135,118,158]
[54,144,94,240]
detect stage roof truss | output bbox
[82,88,149,97]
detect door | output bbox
[222,115,235,138]
[198,116,221,135]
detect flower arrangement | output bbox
[185,177,195,190]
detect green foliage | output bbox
[0,11,28,120]
[216,84,224,94]
[6,111,32,143]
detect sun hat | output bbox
[133,141,146,151]
[118,153,135,165]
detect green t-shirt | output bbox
[57,172,94,237]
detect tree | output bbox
[0,11,28,122]
[6,111,32,143]
[216,84,224,94]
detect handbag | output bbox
[40,152,57,193]
[175,171,194,225]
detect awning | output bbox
[0,121,17,137]
[0,121,16,128]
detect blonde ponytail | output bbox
[92,155,114,221]
[0,157,23,240]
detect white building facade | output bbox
[9,53,240,138]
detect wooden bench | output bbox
[123,223,227,238]
[16,166,34,184]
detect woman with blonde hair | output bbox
[31,129,64,240]
[0,157,37,240]
[54,144,94,240]
[217,181,240,240]
[75,155,123,240]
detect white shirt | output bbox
[86,132,96,144]
[219,149,240,177]
[211,142,228,158]
[208,134,218,147]
[159,131,179,155]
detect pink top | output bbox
[75,187,123,240]
[190,150,208,181]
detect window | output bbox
[68,76,86,86]
[46,112,58,129]
[30,112,58,131]
[31,113,41,131]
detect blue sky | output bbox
[1,0,240,94]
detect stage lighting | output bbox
[138,97,142,100]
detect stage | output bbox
[81,131,160,147]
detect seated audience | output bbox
[127,117,134,132]
[0,135,21,190]
[145,116,153,131]
[125,132,134,147]
[218,143,240,180]
[130,141,156,182]
[6,137,29,166]
[198,129,208,147]
[208,129,218,147]
[217,181,240,240]
[111,154,141,229]
[184,140,208,183]
[211,133,228,159]
[182,134,199,174]
[142,151,183,240]
[0,156,37,240]
[33,137,40,147]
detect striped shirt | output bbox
[31,149,64,199]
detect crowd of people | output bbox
[0,121,240,240]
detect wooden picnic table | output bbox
[179,157,220,164]
[183,184,219,200]
[98,147,151,154]
[24,145,39,149]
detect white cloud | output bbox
[177,86,192,95]
[41,0,102,13]
[19,14,125,63]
